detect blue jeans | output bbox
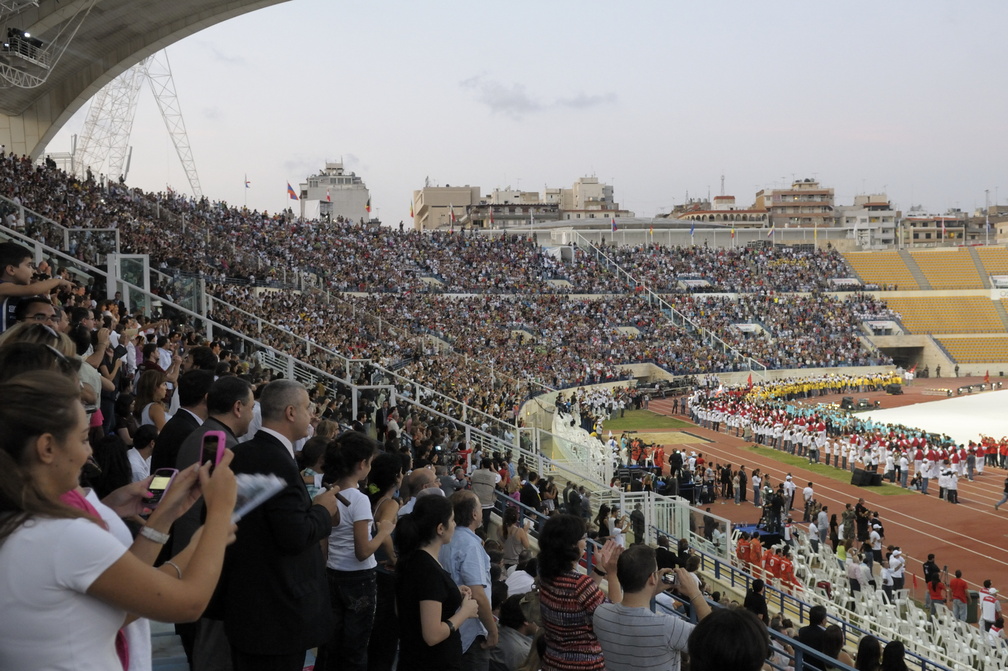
[317,568,377,671]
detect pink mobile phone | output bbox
[200,430,227,474]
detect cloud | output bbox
[460,75,544,118]
[195,41,247,67]
[556,92,617,109]
[202,107,222,121]
[460,75,615,118]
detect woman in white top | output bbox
[0,371,236,671]
[135,369,171,430]
[315,431,394,671]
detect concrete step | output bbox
[967,246,992,289]
[898,249,931,289]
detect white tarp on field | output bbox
[861,388,1008,445]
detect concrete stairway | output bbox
[968,246,992,288]
[898,249,931,289]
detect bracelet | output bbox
[139,525,170,544]
[445,619,456,635]
[593,567,607,577]
[164,560,183,579]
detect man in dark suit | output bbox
[796,604,829,671]
[172,376,254,669]
[220,379,341,671]
[150,370,214,472]
[519,471,542,512]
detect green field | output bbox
[600,410,692,432]
[742,445,913,495]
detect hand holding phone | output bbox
[143,468,179,508]
[200,431,227,474]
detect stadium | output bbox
[1,3,1007,671]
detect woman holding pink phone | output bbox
[0,371,238,671]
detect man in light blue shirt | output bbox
[440,490,499,671]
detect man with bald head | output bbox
[220,379,342,671]
[398,465,443,517]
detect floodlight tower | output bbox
[74,49,203,199]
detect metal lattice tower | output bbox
[74,49,203,198]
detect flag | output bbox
[326,189,331,202]
[767,224,775,238]
[287,183,298,200]
[449,203,456,224]
[245,175,250,189]
[410,201,414,218]
[731,226,736,240]
[690,222,695,237]
[611,216,617,232]
[649,225,653,236]
[489,207,494,226]
[908,363,917,374]
[366,196,371,214]
[941,220,946,238]
[746,373,753,389]
[985,370,990,384]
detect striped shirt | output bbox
[540,571,607,671]
[593,602,694,671]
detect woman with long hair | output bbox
[855,634,882,671]
[593,503,611,542]
[135,369,170,430]
[880,641,909,671]
[366,451,404,671]
[537,514,621,671]
[500,506,531,570]
[316,432,393,671]
[395,495,479,671]
[926,574,947,616]
[823,624,855,669]
[0,371,237,670]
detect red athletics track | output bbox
[645,380,1008,606]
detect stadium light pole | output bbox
[985,189,990,246]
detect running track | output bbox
[646,396,1008,602]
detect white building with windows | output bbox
[299,162,370,223]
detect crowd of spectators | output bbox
[2,150,896,418]
[592,242,857,293]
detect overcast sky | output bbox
[47,0,1008,222]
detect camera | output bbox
[661,572,677,586]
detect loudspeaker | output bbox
[851,469,883,487]
[885,383,903,395]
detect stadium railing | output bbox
[0,221,954,671]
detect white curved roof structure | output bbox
[0,0,289,157]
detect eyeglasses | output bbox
[29,312,59,324]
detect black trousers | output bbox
[231,647,306,671]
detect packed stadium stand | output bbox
[5,151,1008,671]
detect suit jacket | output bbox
[796,624,826,670]
[220,430,334,655]
[519,481,542,512]
[171,418,239,555]
[150,409,201,472]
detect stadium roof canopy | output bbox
[0,0,289,158]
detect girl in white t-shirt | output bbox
[316,431,394,670]
[0,371,237,671]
